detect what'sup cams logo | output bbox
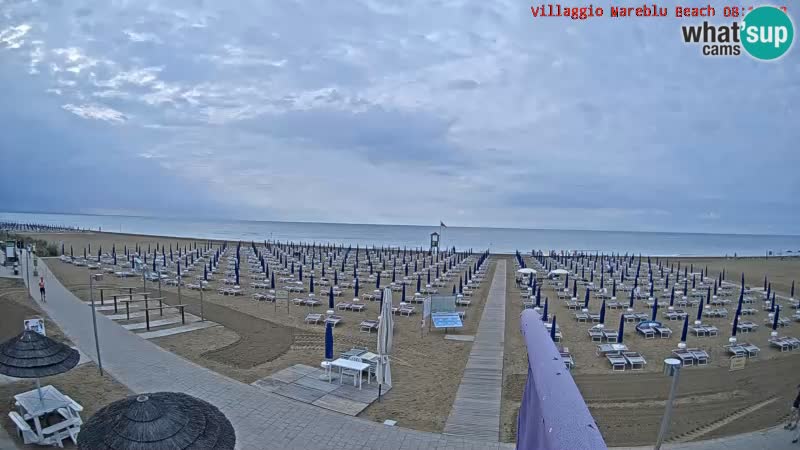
[681,6,794,60]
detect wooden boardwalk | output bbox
[444,259,506,441]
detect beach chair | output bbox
[741,343,760,358]
[399,306,416,316]
[560,347,575,370]
[784,337,800,350]
[623,351,647,370]
[637,326,655,339]
[360,320,379,333]
[304,313,323,324]
[336,302,352,311]
[574,312,589,323]
[726,344,746,357]
[587,327,604,342]
[769,337,790,352]
[672,348,694,366]
[656,326,672,339]
[689,349,709,365]
[606,353,627,371]
[325,315,342,326]
[603,330,619,343]
[350,303,366,312]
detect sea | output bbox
[2,211,800,257]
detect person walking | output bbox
[38,277,46,302]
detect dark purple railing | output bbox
[516,309,608,450]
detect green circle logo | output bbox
[741,6,794,60]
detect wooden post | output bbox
[180,306,186,325]
[126,302,130,320]
[145,308,151,331]
[113,295,118,314]
[159,298,163,317]
[100,289,105,306]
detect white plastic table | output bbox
[330,358,369,389]
[14,385,78,441]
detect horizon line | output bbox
[3,209,800,239]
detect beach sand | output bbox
[21,231,800,445]
[28,231,496,434]
[501,254,800,445]
[0,278,131,449]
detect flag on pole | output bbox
[440,221,447,228]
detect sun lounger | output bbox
[574,312,589,322]
[689,348,710,365]
[360,320,379,333]
[399,306,416,316]
[769,337,791,352]
[655,326,672,338]
[726,344,746,357]
[325,315,342,326]
[304,313,323,324]
[607,352,627,371]
[623,351,647,370]
[741,343,760,357]
[336,302,352,311]
[560,346,574,370]
[350,303,366,312]
[637,326,655,339]
[588,327,604,342]
[672,348,694,366]
[603,330,619,343]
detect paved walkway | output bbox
[23,254,512,450]
[444,260,506,441]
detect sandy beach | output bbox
[13,230,800,446]
[501,253,800,445]
[28,231,495,434]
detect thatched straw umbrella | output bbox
[0,330,79,401]
[78,392,235,450]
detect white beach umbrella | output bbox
[549,268,569,276]
[377,287,393,389]
[517,268,536,274]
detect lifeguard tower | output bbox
[430,232,440,254]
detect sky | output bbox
[0,1,798,235]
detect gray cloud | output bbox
[0,1,798,233]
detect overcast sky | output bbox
[0,1,798,234]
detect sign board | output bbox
[729,355,746,371]
[430,295,456,314]
[432,312,463,329]
[276,290,289,300]
[24,318,46,336]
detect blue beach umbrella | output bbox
[650,297,658,321]
[731,312,739,337]
[536,286,541,307]
[324,322,334,360]
[299,265,303,281]
[583,288,590,309]
[271,273,275,289]
[599,300,606,324]
[402,284,406,303]
[680,315,689,343]
[629,289,635,308]
[770,292,776,312]
[696,296,704,321]
[452,285,456,295]
[328,286,334,309]
[334,270,338,286]
[550,315,557,341]
[542,298,549,321]
[773,305,781,330]
[564,273,569,289]
[670,287,675,306]
[427,271,431,284]
[618,315,626,344]
[376,274,381,289]
[310,274,315,293]
[573,280,578,298]
[355,277,360,297]
[612,279,616,298]
[235,266,239,285]
[416,275,421,293]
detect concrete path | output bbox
[23,253,512,450]
[444,260,506,441]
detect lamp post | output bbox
[89,272,104,376]
[655,358,682,449]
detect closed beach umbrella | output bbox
[763,276,767,291]
[651,297,658,321]
[377,287,394,391]
[536,286,541,307]
[324,314,335,359]
[670,287,675,306]
[770,292,776,312]
[683,279,688,295]
[328,286,334,309]
[550,315,557,341]
[416,275,421,293]
[78,392,235,450]
[680,315,689,343]
[427,270,431,284]
[376,274,381,289]
[401,283,406,303]
[0,331,80,402]
[732,312,740,337]
[310,274,315,294]
[234,266,239,285]
[599,300,606,324]
[612,279,616,298]
[696,296,705,321]
[452,285,456,295]
[573,280,577,298]
[299,265,303,281]
[334,270,338,286]
[542,298,549,321]
[270,273,275,289]
[618,315,626,344]
[583,288,590,309]
[792,281,796,299]
[773,305,781,331]
[354,277,360,297]
[629,288,635,309]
